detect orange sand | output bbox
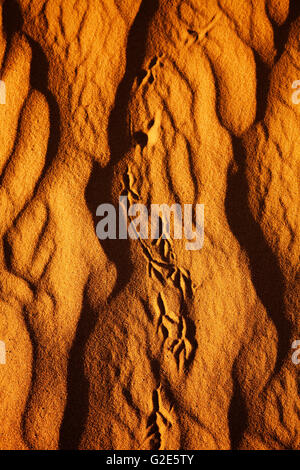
[0,0,299,450]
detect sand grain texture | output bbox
[0,0,299,450]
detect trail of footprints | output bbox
[124,165,197,449]
[142,385,174,450]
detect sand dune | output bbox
[0,0,299,450]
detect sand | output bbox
[0,0,299,450]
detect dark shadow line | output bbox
[227,358,248,450]
[85,0,159,301]
[254,51,270,123]
[272,0,300,62]
[1,0,23,72]
[0,0,25,184]
[254,2,300,123]
[20,304,38,450]
[1,1,61,178]
[108,0,159,163]
[1,0,61,449]
[25,34,61,183]
[224,10,300,446]
[225,137,292,380]
[61,0,159,449]
[1,0,61,223]
[58,285,97,450]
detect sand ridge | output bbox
[0,0,299,450]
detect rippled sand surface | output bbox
[0,0,299,450]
